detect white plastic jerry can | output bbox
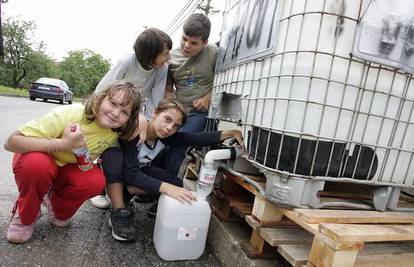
[153,193,211,261]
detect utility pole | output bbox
[198,0,219,16]
[0,0,4,57]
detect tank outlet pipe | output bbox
[204,146,242,165]
[198,146,243,197]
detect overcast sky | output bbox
[2,0,224,64]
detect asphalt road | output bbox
[0,96,220,267]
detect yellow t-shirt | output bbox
[19,104,118,166]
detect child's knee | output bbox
[88,172,106,196]
[14,152,57,179]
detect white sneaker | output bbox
[90,194,110,209]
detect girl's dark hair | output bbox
[133,28,172,70]
[154,98,189,125]
[84,80,141,140]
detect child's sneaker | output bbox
[90,194,110,209]
[43,191,71,228]
[6,201,40,244]
[108,207,135,242]
[147,201,158,218]
[6,216,36,244]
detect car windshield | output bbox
[36,78,64,87]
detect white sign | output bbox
[216,0,281,70]
[353,0,414,74]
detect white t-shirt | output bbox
[95,53,167,119]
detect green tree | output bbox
[0,0,9,57]
[0,18,56,88]
[1,18,34,87]
[23,49,58,88]
[59,49,110,97]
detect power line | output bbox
[164,0,194,33]
[167,1,201,35]
[165,0,218,36]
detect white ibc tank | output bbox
[153,194,211,261]
[212,0,414,187]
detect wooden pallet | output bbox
[213,168,414,267]
[253,196,414,267]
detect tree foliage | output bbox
[1,18,35,87]
[0,17,111,96]
[59,49,110,97]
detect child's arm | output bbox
[163,130,244,148]
[120,138,194,203]
[4,124,85,153]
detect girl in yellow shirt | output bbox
[4,80,141,244]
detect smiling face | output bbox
[95,91,133,129]
[152,108,183,139]
[180,33,207,58]
[152,46,171,69]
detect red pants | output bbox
[12,152,106,225]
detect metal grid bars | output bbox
[211,0,414,187]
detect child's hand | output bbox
[221,130,245,150]
[192,94,210,112]
[62,123,85,149]
[231,130,244,148]
[160,183,196,204]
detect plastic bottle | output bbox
[70,125,93,171]
[196,162,219,199]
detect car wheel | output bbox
[68,99,73,104]
[60,95,65,104]
[30,96,35,101]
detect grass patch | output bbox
[0,85,29,97]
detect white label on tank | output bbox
[177,226,198,241]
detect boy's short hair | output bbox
[133,28,172,70]
[183,13,211,41]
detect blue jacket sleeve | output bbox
[119,138,162,195]
[162,131,222,147]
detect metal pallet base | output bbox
[262,170,413,211]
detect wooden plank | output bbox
[279,208,319,235]
[232,202,253,218]
[245,214,297,230]
[240,241,276,259]
[224,171,265,196]
[252,196,284,225]
[246,215,262,230]
[355,253,414,267]
[260,227,313,246]
[278,244,311,267]
[221,171,254,196]
[241,228,277,258]
[308,235,358,267]
[320,223,414,243]
[294,209,414,224]
[358,243,414,256]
